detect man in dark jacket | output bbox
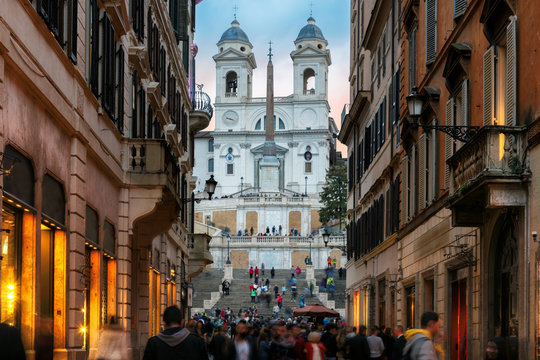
[321,323,338,360]
[143,306,208,360]
[346,325,370,359]
[391,325,406,360]
[227,320,258,360]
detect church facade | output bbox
[193,16,343,268]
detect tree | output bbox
[319,163,347,229]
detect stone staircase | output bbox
[191,268,346,317]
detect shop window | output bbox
[3,145,35,206]
[1,207,21,327]
[149,268,160,336]
[406,285,416,329]
[85,206,99,245]
[354,290,360,331]
[103,221,116,255]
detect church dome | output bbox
[219,20,252,45]
[296,17,326,41]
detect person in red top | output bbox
[327,256,332,268]
[305,331,326,360]
[249,266,254,279]
[255,266,259,276]
[277,294,283,309]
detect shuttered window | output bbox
[348,151,355,191]
[483,46,495,126]
[400,156,408,225]
[132,0,145,41]
[408,26,417,92]
[454,0,467,19]
[418,134,427,211]
[410,145,417,217]
[505,17,517,127]
[177,0,189,41]
[89,0,100,96]
[102,15,117,120]
[116,47,125,133]
[425,0,437,64]
[444,99,455,188]
[430,120,439,202]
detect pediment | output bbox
[291,44,326,57]
[251,143,289,154]
[214,48,250,59]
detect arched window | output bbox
[42,174,66,225]
[303,68,316,95]
[226,71,238,96]
[255,116,286,130]
[3,145,35,206]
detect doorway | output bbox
[451,277,468,360]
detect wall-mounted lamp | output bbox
[532,231,538,242]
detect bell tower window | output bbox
[226,71,238,97]
[303,68,316,95]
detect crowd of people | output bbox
[139,306,510,360]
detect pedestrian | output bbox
[274,285,279,298]
[222,280,227,296]
[367,326,384,360]
[332,258,337,268]
[299,294,306,308]
[292,324,307,360]
[391,325,406,360]
[258,328,272,360]
[271,267,275,279]
[0,322,26,360]
[346,325,370,359]
[261,263,265,275]
[249,266,254,279]
[309,282,314,297]
[273,305,280,318]
[277,294,283,309]
[338,267,343,280]
[402,311,443,360]
[305,331,326,360]
[251,288,257,303]
[142,306,208,360]
[266,293,272,308]
[208,326,230,360]
[266,278,270,287]
[327,256,332,268]
[290,266,295,277]
[485,337,507,360]
[269,322,295,359]
[321,323,338,360]
[227,320,257,360]
[94,316,130,359]
[255,266,259,277]
[256,286,262,304]
[255,274,259,285]
[282,284,287,296]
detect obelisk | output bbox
[259,41,280,193]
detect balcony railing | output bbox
[192,86,213,118]
[448,126,527,198]
[303,89,315,95]
[225,92,237,97]
[225,235,346,246]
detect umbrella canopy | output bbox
[292,303,339,317]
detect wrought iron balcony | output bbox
[190,84,213,133]
[447,126,529,226]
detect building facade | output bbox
[192,16,342,269]
[0,0,212,358]
[343,0,540,358]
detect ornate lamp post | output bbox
[181,175,218,204]
[226,234,231,265]
[322,227,330,247]
[406,86,479,142]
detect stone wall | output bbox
[213,210,237,233]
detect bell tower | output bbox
[290,16,331,100]
[213,19,257,104]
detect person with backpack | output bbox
[402,311,442,360]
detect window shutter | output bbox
[382,97,386,143]
[178,0,189,41]
[505,16,517,127]
[461,79,469,126]
[444,99,454,188]
[418,134,426,211]
[454,0,467,18]
[411,145,416,216]
[483,46,495,126]
[425,0,437,64]
[431,120,438,201]
[400,156,408,226]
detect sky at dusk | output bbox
[194,0,350,153]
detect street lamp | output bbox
[304,176,308,196]
[406,86,479,142]
[183,175,218,203]
[322,227,330,247]
[226,234,231,265]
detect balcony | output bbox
[447,126,529,226]
[127,139,181,246]
[187,233,213,277]
[190,85,213,133]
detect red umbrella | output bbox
[293,304,340,317]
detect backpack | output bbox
[401,337,429,360]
